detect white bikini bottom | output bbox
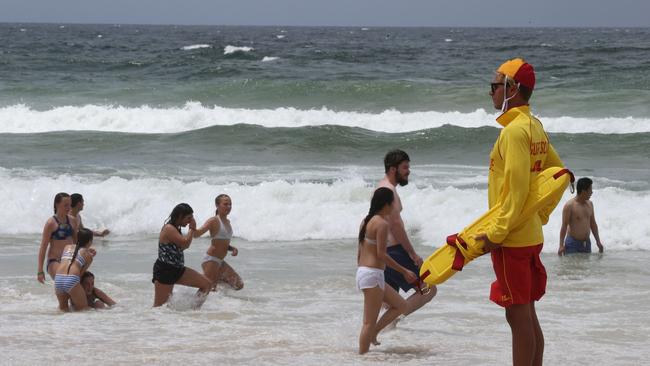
[202,254,225,266]
[356,266,385,291]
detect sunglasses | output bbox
[491,80,518,93]
[490,82,503,93]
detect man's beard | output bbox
[396,172,409,186]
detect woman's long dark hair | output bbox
[67,228,93,273]
[53,192,69,214]
[358,187,394,244]
[166,203,194,233]
[214,194,230,216]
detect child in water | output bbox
[81,271,116,309]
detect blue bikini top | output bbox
[51,215,73,240]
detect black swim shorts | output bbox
[384,244,420,292]
[152,260,186,285]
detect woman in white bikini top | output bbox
[194,194,243,290]
[356,187,415,354]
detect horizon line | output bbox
[1,21,649,29]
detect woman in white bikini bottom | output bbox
[356,266,385,290]
[195,194,243,290]
[356,187,415,354]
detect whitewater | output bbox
[1,167,647,252]
[2,103,650,134]
[3,24,650,366]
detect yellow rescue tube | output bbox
[419,167,574,286]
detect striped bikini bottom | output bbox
[54,274,80,294]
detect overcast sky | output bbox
[0,0,648,27]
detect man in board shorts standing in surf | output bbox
[558,177,605,255]
[476,58,563,366]
[377,150,437,319]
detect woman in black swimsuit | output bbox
[152,203,212,308]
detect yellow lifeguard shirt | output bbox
[487,106,563,247]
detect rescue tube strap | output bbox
[420,269,430,281]
[553,168,575,193]
[446,233,468,271]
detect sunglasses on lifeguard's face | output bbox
[490,82,503,93]
[491,80,517,93]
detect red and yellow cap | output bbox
[497,58,535,90]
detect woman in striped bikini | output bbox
[54,228,96,311]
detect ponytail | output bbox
[358,187,394,244]
[67,228,93,274]
[358,212,376,244]
[214,194,230,216]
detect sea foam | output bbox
[181,44,211,50]
[224,45,254,55]
[1,103,649,134]
[1,169,647,252]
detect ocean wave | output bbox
[1,103,649,134]
[224,45,254,55]
[181,44,211,51]
[0,171,647,251]
[262,56,279,62]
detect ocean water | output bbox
[2,239,650,365]
[1,24,649,365]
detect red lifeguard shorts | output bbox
[490,244,546,308]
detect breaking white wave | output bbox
[1,169,647,251]
[1,103,649,134]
